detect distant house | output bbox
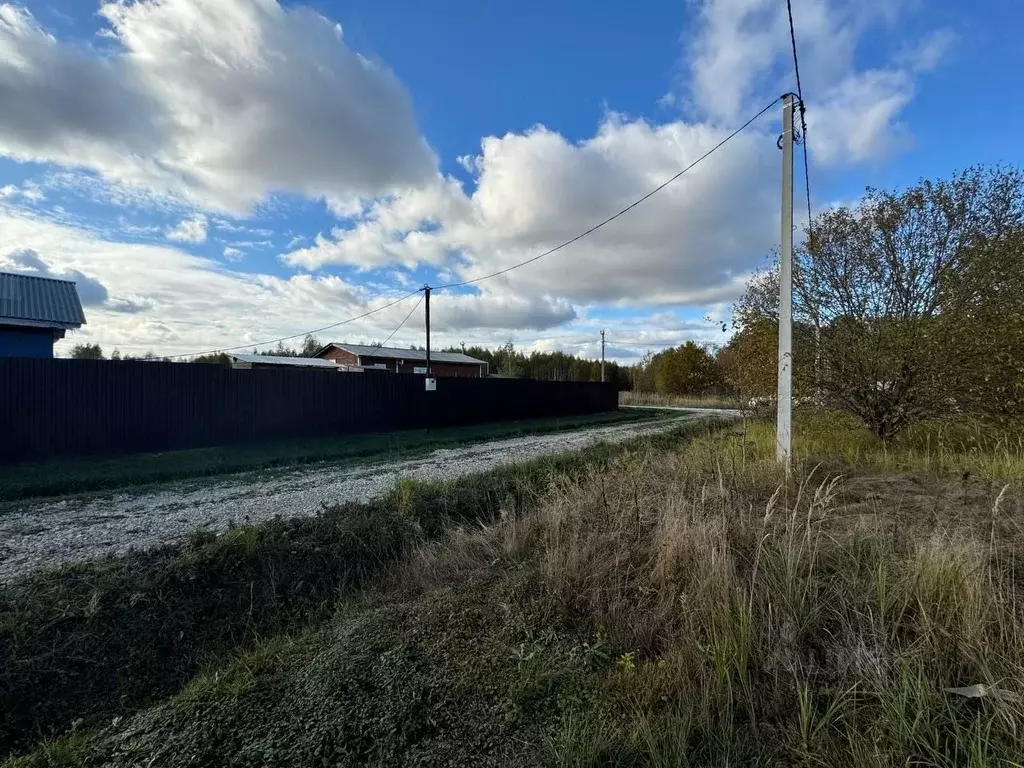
[316,343,488,378]
[228,353,353,371]
[0,272,86,358]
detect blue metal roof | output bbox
[0,272,87,328]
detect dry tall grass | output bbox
[619,391,738,410]
[410,425,1024,765]
[747,410,1024,480]
[13,416,1022,766]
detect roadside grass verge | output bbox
[8,411,1023,766]
[518,437,1024,765]
[0,504,407,758]
[0,418,724,760]
[0,408,666,503]
[620,390,736,410]
[751,409,1024,479]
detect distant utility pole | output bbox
[777,93,795,470]
[423,285,431,376]
[600,330,606,383]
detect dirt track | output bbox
[0,410,733,581]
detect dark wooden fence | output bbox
[0,358,618,463]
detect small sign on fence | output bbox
[0,358,617,462]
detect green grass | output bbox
[7,412,1023,766]
[0,408,667,503]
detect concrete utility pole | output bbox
[600,330,606,383]
[777,93,795,470]
[423,285,431,376]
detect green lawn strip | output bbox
[0,408,674,504]
[0,418,722,761]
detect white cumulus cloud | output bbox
[0,246,109,305]
[680,0,952,165]
[0,180,44,202]
[0,0,436,212]
[0,210,525,355]
[285,116,777,308]
[166,214,208,244]
[430,292,576,333]
[283,0,950,317]
[0,0,954,351]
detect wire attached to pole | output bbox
[148,95,786,361]
[163,289,424,360]
[786,0,814,248]
[432,96,781,292]
[371,293,424,351]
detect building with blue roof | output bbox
[0,272,86,358]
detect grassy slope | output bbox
[0,408,667,503]
[0,420,721,760]
[7,412,1024,766]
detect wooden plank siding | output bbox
[318,347,485,378]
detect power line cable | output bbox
[126,97,781,361]
[371,293,424,350]
[785,0,806,119]
[432,96,782,292]
[165,289,422,360]
[786,0,814,245]
[448,325,726,350]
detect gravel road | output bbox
[0,411,731,582]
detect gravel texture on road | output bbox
[0,411,731,582]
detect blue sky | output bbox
[0,0,1021,360]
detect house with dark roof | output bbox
[316,343,488,378]
[0,272,86,358]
